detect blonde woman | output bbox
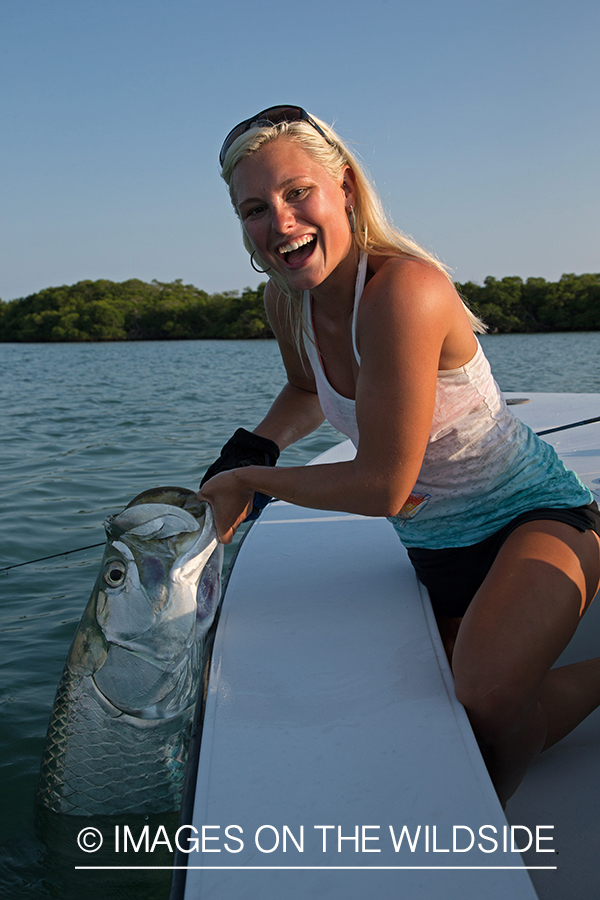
[199,106,600,805]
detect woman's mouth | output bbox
[276,234,316,267]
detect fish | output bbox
[36,486,223,816]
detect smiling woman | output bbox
[198,105,600,808]
[232,139,356,294]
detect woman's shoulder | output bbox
[263,277,284,309]
[263,279,294,332]
[363,253,461,320]
[359,254,478,367]
[367,253,453,292]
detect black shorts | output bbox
[407,501,600,619]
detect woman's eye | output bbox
[289,187,307,200]
[103,560,127,587]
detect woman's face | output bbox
[231,138,356,293]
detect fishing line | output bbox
[3,414,599,574]
[536,415,600,436]
[0,542,105,574]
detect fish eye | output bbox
[103,560,127,587]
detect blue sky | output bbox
[2,0,599,301]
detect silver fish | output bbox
[36,487,223,816]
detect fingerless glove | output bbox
[200,428,280,521]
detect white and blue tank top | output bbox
[302,252,592,549]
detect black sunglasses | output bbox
[219,105,336,167]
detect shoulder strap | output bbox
[351,251,369,365]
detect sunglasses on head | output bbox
[219,105,336,167]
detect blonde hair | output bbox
[221,113,485,341]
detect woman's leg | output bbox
[451,519,600,805]
[436,616,462,663]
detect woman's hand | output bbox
[198,469,255,544]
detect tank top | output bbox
[302,252,592,549]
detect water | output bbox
[1,333,599,898]
[479,332,600,393]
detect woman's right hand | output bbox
[198,469,255,544]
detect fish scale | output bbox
[39,668,193,815]
[36,488,222,817]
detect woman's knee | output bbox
[453,671,532,744]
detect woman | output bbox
[199,106,600,805]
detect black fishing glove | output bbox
[200,428,280,521]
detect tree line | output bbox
[0,271,598,342]
[458,272,600,333]
[0,279,273,342]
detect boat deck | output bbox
[180,393,600,900]
[501,394,600,900]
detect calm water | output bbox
[1,333,599,898]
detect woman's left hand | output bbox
[198,469,255,544]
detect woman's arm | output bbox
[201,260,475,542]
[253,279,325,448]
[253,381,324,451]
[198,281,326,532]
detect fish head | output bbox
[97,493,217,655]
[68,488,222,717]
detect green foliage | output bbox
[1,272,599,341]
[0,279,274,342]
[457,273,600,333]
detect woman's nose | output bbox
[271,202,295,234]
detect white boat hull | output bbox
[180,393,600,899]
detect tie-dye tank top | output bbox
[302,253,592,549]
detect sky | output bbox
[1,0,599,302]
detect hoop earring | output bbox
[250,251,271,274]
[347,206,356,234]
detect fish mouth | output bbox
[276,234,316,268]
[106,487,207,540]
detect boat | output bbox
[171,393,600,900]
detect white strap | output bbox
[351,251,368,365]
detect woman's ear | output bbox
[342,166,357,207]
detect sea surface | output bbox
[1,332,599,899]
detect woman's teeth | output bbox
[278,235,315,255]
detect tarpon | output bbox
[36,487,223,816]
